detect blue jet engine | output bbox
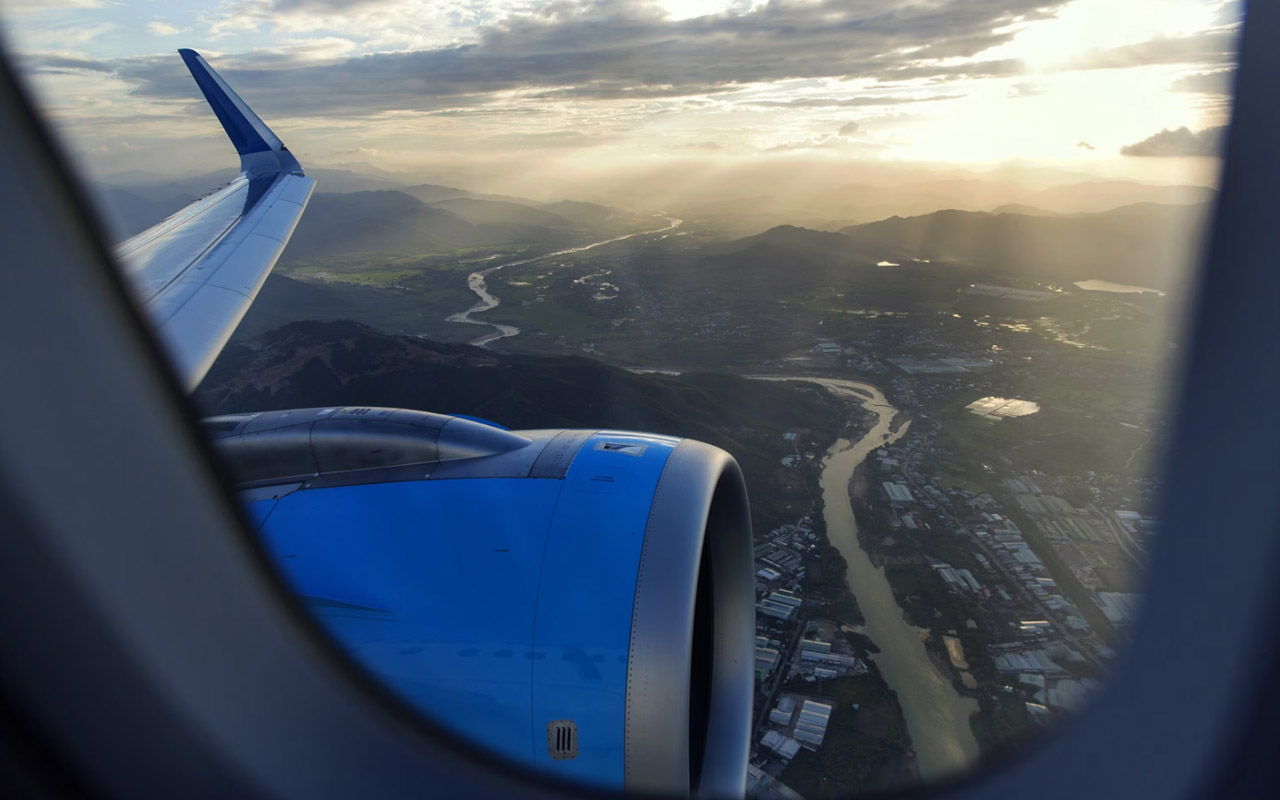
[205,406,755,796]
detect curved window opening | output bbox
[0,0,1245,796]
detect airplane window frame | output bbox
[1,5,1279,799]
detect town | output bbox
[742,317,1158,797]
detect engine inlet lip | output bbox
[623,440,754,797]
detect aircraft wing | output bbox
[114,49,315,391]
[98,49,754,796]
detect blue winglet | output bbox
[179,49,302,175]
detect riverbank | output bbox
[852,450,1041,762]
[766,378,980,783]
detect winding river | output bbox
[757,376,980,780]
[446,217,683,347]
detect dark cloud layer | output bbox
[63,0,1068,116]
[749,94,963,109]
[21,53,116,75]
[272,0,385,9]
[31,0,1240,124]
[1120,125,1226,157]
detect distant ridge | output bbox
[426,197,574,228]
[991,203,1058,216]
[836,203,1209,290]
[280,190,579,259]
[673,200,1207,294]
[1022,180,1215,214]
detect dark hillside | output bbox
[838,203,1208,291]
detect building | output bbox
[883,482,914,503]
[956,568,982,592]
[755,646,781,677]
[769,697,796,726]
[792,700,833,748]
[799,651,864,670]
[760,730,802,761]
[757,600,795,622]
[769,590,802,608]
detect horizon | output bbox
[0,0,1241,207]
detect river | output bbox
[446,217,683,347]
[757,376,980,780]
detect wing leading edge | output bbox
[115,50,315,391]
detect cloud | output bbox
[98,0,1069,115]
[1075,141,1095,150]
[1171,68,1234,95]
[1213,0,1244,27]
[767,134,837,152]
[1072,28,1239,71]
[1008,82,1046,98]
[271,0,388,9]
[0,0,105,11]
[482,129,609,149]
[20,53,117,75]
[765,133,887,153]
[877,58,1025,83]
[201,0,528,50]
[13,22,115,50]
[148,22,192,37]
[1120,126,1226,157]
[334,145,381,156]
[678,141,723,150]
[838,121,859,136]
[749,94,963,109]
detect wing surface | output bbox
[115,49,316,390]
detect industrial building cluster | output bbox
[990,640,1103,717]
[752,516,815,682]
[761,696,835,759]
[864,418,1154,722]
[1001,473,1152,614]
[752,518,871,684]
[749,503,875,793]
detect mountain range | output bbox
[687,202,1209,293]
[95,166,643,247]
[94,163,1212,295]
[669,178,1214,231]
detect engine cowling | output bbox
[204,407,755,796]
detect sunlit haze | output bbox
[0,0,1241,206]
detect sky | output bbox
[0,0,1243,199]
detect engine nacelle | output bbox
[204,407,755,796]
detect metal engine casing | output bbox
[205,407,755,796]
